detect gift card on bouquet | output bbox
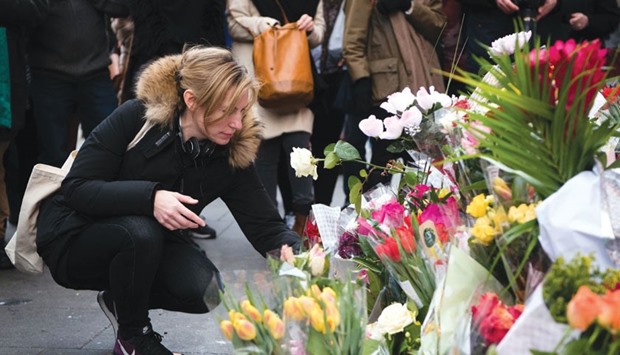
[418,220,446,265]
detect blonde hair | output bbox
[177,46,258,127]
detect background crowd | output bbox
[1,0,619,270]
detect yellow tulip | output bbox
[309,306,326,334]
[220,320,234,340]
[319,287,337,305]
[283,297,305,321]
[492,177,512,201]
[266,313,285,340]
[241,300,262,323]
[233,319,257,341]
[307,284,322,299]
[298,295,320,317]
[325,303,340,332]
[230,311,247,325]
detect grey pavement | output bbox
[0,180,345,355]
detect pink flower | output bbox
[379,116,404,140]
[359,115,384,137]
[400,107,423,128]
[371,200,405,229]
[356,217,374,236]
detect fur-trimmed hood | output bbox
[134,54,262,169]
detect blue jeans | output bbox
[255,132,314,215]
[30,69,118,167]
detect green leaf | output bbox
[387,140,406,153]
[335,141,362,160]
[323,142,336,156]
[324,151,340,169]
[348,176,362,212]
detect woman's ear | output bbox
[183,89,196,111]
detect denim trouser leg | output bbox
[62,216,220,332]
[31,70,76,167]
[76,70,118,138]
[31,69,117,167]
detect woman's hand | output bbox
[153,190,206,231]
[496,0,519,15]
[296,14,314,33]
[569,12,589,31]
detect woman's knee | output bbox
[117,216,165,245]
[172,268,223,314]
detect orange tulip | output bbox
[219,320,234,340]
[598,290,620,332]
[566,286,603,331]
[233,319,257,341]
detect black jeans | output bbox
[59,216,221,333]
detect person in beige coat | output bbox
[227,0,325,234]
[342,0,446,192]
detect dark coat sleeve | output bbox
[580,0,620,41]
[61,100,161,217]
[221,165,302,257]
[0,0,49,27]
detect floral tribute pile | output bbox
[220,31,620,354]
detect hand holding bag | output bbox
[251,1,314,111]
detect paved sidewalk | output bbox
[0,179,345,354]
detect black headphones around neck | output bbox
[177,118,215,160]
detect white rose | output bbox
[290,148,318,180]
[376,303,414,335]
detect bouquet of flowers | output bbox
[354,187,437,317]
[536,254,620,354]
[451,34,620,200]
[469,292,524,354]
[219,286,286,354]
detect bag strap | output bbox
[273,0,289,24]
[127,120,154,151]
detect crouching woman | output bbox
[36,46,301,355]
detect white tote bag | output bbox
[4,120,153,274]
[5,151,77,274]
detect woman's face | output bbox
[196,89,250,145]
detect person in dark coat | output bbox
[0,0,49,269]
[560,0,620,42]
[36,46,301,355]
[120,0,227,103]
